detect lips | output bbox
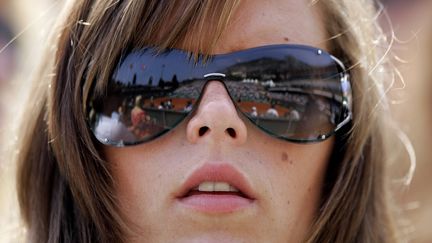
[175,163,256,213]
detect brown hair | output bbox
[15,0,397,242]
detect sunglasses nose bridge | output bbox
[198,72,236,106]
[203,72,226,80]
[186,75,247,145]
[201,72,238,101]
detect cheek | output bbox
[284,145,332,233]
[274,141,332,202]
[107,150,158,218]
[248,136,333,235]
[104,144,179,228]
[245,121,333,202]
[102,126,194,231]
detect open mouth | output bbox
[178,181,254,213]
[183,181,250,198]
[176,164,256,213]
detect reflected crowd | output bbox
[89,75,341,145]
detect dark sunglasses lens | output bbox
[233,85,343,141]
[87,50,207,146]
[222,47,349,142]
[87,45,350,146]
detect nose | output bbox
[186,81,247,145]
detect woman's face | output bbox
[104,0,332,242]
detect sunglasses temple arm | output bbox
[334,112,352,132]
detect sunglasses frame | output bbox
[87,44,353,147]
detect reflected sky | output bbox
[113,44,339,86]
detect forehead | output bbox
[213,0,327,54]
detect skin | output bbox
[104,0,333,242]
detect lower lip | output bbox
[178,194,254,213]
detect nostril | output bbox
[226,128,237,138]
[199,126,210,136]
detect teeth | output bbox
[197,181,240,192]
[198,182,214,192]
[214,181,230,191]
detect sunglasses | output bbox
[87,44,352,147]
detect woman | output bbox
[15,0,397,242]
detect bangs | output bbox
[80,0,241,110]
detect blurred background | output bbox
[378,0,432,242]
[0,0,431,242]
[0,0,63,242]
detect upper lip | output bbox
[175,163,256,200]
